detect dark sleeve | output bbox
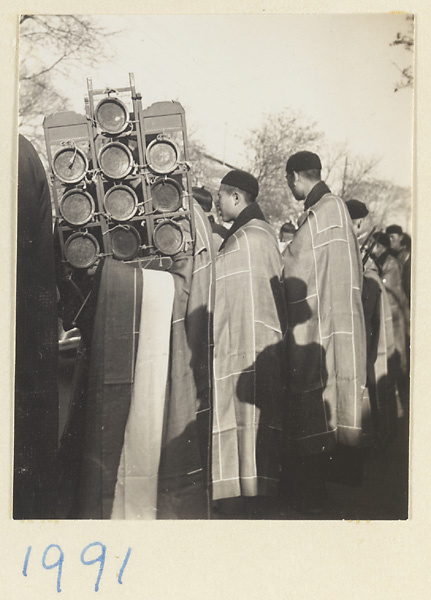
[14,134,59,519]
[363,276,382,368]
[16,134,58,387]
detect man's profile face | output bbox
[389,233,402,251]
[217,186,236,222]
[285,171,304,201]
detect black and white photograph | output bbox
[14,12,414,526]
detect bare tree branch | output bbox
[19,15,120,154]
[390,15,414,91]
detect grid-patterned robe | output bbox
[283,192,367,456]
[212,216,286,500]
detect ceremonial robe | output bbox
[283,183,367,456]
[212,204,286,500]
[59,202,215,519]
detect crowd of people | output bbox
[14,138,410,520]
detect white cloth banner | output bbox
[111,268,175,519]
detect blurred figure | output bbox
[346,199,371,246]
[14,135,59,519]
[383,223,411,322]
[400,233,412,306]
[279,221,296,254]
[370,231,409,408]
[192,185,227,251]
[399,232,411,392]
[386,224,410,265]
[347,200,398,446]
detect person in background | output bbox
[400,233,411,307]
[345,199,371,247]
[386,224,409,266]
[385,222,412,309]
[279,221,296,254]
[346,200,398,447]
[370,231,409,410]
[212,169,286,518]
[282,151,366,514]
[400,232,411,390]
[14,135,59,519]
[192,185,227,251]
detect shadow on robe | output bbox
[57,260,214,520]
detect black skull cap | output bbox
[221,169,259,197]
[286,151,322,173]
[346,199,369,219]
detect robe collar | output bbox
[304,180,332,211]
[219,202,266,250]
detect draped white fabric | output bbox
[111,269,175,519]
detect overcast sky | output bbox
[46,13,413,189]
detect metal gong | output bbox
[146,138,179,174]
[153,220,184,256]
[60,189,95,226]
[104,185,138,221]
[52,146,88,184]
[64,232,100,269]
[110,225,141,261]
[151,177,183,213]
[98,142,134,179]
[95,97,129,135]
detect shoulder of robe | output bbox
[241,219,278,247]
[308,194,347,234]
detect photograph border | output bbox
[1,2,429,598]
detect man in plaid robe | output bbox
[282,151,367,513]
[212,170,286,513]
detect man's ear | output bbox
[233,191,240,205]
[293,171,300,183]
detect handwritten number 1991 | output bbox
[22,544,131,592]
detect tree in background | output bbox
[244,107,411,233]
[244,109,377,227]
[19,15,115,155]
[391,14,414,92]
[351,178,411,230]
[187,135,210,187]
[187,134,239,223]
[245,109,323,225]
[321,152,410,231]
[324,147,380,200]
